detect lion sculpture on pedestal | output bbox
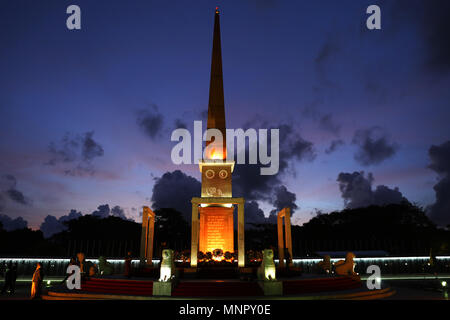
[334,252,356,276]
[317,255,331,274]
[258,249,276,281]
[159,249,175,281]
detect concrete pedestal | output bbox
[258,281,283,296]
[153,281,173,296]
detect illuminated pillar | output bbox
[140,206,155,265]
[191,202,199,267]
[277,214,285,268]
[277,207,293,268]
[140,209,148,263]
[238,200,245,267]
[284,208,293,262]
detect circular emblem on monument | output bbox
[205,169,215,179]
[219,169,228,179]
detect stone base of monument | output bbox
[258,280,283,296]
[152,280,174,296]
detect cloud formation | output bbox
[151,170,201,222]
[337,171,407,209]
[325,139,345,154]
[0,174,31,206]
[92,204,110,219]
[39,209,82,238]
[270,185,298,215]
[233,122,314,204]
[352,127,398,166]
[47,131,104,176]
[111,205,127,219]
[0,214,28,231]
[137,104,164,139]
[427,141,450,226]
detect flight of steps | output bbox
[172,281,264,297]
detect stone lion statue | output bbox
[159,249,175,281]
[257,249,276,281]
[317,255,331,274]
[98,256,114,276]
[334,252,356,276]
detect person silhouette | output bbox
[31,262,44,299]
[124,251,133,278]
[10,263,17,294]
[1,262,12,294]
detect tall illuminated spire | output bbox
[206,7,226,160]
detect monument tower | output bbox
[190,7,245,267]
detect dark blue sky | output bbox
[1,0,449,230]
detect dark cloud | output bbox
[319,114,341,135]
[352,127,398,166]
[325,139,345,154]
[244,201,267,226]
[137,104,164,139]
[233,123,314,204]
[0,214,28,231]
[0,174,30,205]
[151,170,201,222]
[40,215,66,238]
[47,131,104,176]
[39,209,82,238]
[427,141,450,226]
[59,209,83,222]
[6,189,27,205]
[337,171,407,209]
[111,205,127,219]
[81,131,104,161]
[269,185,298,217]
[428,141,450,175]
[92,204,110,219]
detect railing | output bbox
[1,256,449,277]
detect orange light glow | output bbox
[209,149,223,160]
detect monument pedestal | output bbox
[153,281,175,296]
[258,281,283,296]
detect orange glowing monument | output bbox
[190,8,245,267]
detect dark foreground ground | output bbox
[0,277,448,300]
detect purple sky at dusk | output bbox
[1,0,450,230]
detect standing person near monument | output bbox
[30,262,44,299]
[9,263,17,294]
[285,248,292,273]
[124,251,133,278]
[1,262,12,294]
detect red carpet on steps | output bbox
[80,276,361,297]
[283,276,362,295]
[81,278,153,296]
[172,281,264,297]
